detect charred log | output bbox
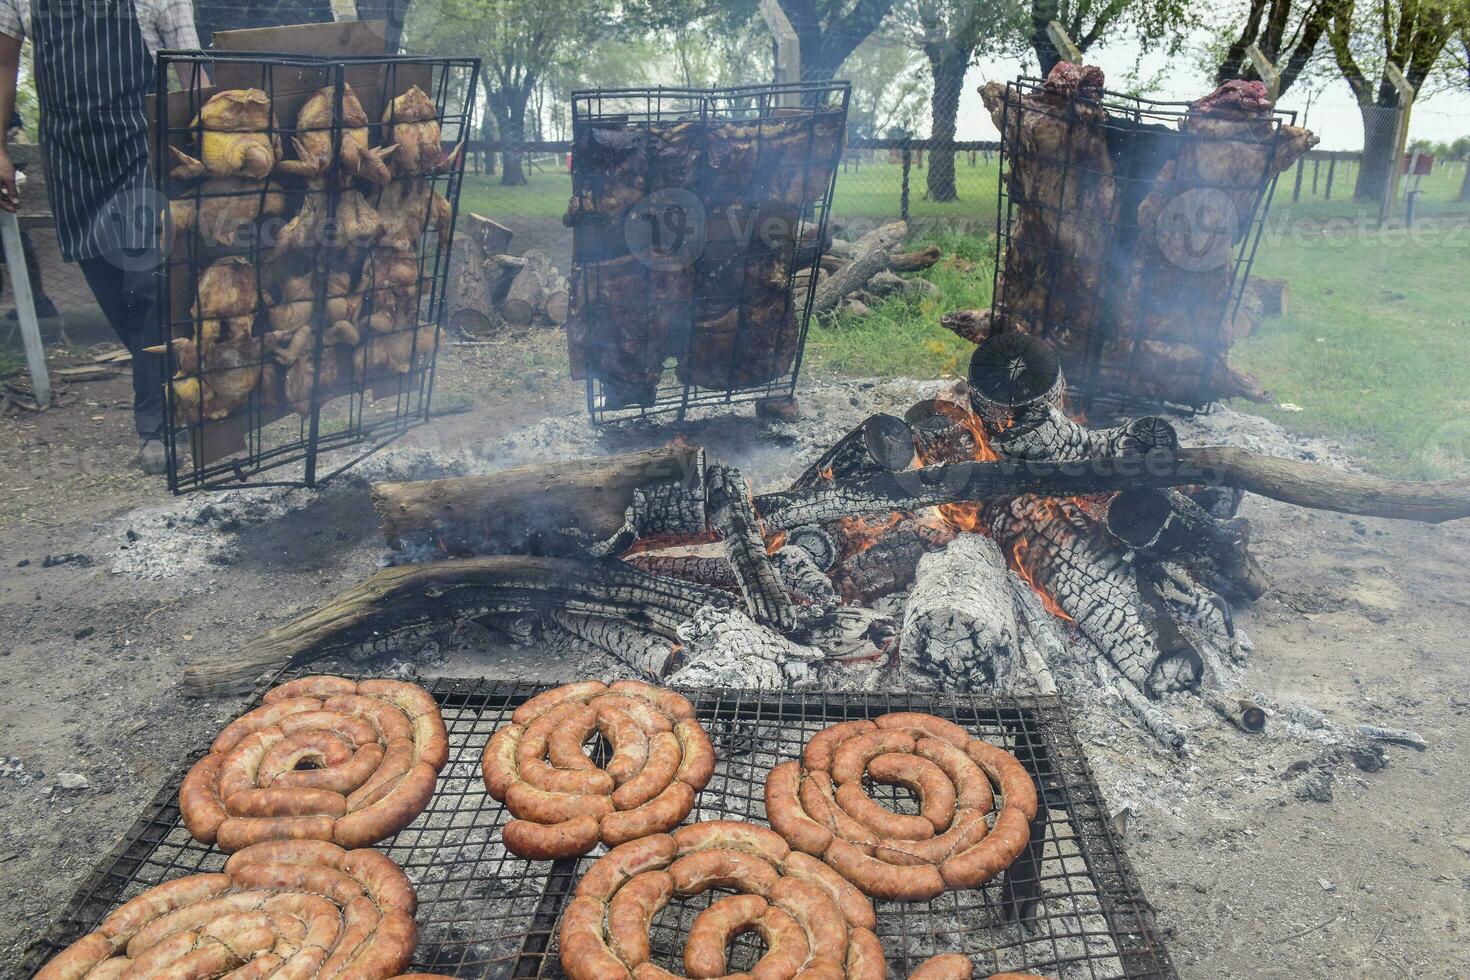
[546,610,680,679]
[828,515,954,604]
[707,463,796,630]
[966,333,1178,462]
[1108,487,1268,601]
[1201,689,1268,733]
[984,496,1200,694]
[898,534,1021,692]
[905,399,985,465]
[784,526,838,571]
[790,413,915,490]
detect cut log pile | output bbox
[809,221,943,318]
[444,214,571,336]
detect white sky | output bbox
[951,38,1469,151]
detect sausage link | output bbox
[575,834,678,902]
[481,724,524,801]
[340,847,418,913]
[674,719,715,790]
[505,780,615,825]
[323,694,415,745]
[223,787,347,819]
[613,732,681,811]
[767,878,847,967]
[334,761,437,848]
[263,675,357,704]
[684,894,767,979]
[963,740,1038,821]
[357,678,450,770]
[180,754,229,845]
[915,738,992,814]
[764,761,832,857]
[513,680,608,726]
[829,731,916,786]
[843,927,886,980]
[345,736,413,811]
[600,780,695,846]
[504,815,602,860]
[867,752,957,834]
[673,821,790,865]
[265,739,385,796]
[798,771,874,850]
[224,839,345,873]
[606,870,673,968]
[871,808,989,868]
[823,839,944,901]
[800,720,876,774]
[873,712,972,750]
[599,703,651,786]
[595,693,675,735]
[216,815,337,853]
[834,780,935,842]
[545,701,602,771]
[776,851,876,931]
[908,953,974,979]
[609,679,696,721]
[211,698,322,755]
[276,710,377,748]
[521,754,617,797]
[752,906,810,980]
[560,895,634,980]
[939,807,1031,889]
[668,848,781,898]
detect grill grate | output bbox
[22,680,1174,979]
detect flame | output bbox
[834,512,906,558]
[666,433,694,451]
[911,398,1077,624]
[765,530,788,554]
[820,465,835,481]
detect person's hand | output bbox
[0,148,18,213]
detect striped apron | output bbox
[31,0,153,262]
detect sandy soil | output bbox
[1,341,1467,978]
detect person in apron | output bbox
[0,0,204,473]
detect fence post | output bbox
[1325,157,1335,199]
[1379,63,1415,226]
[1292,158,1305,201]
[1312,158,1319,195]
[900,137,912,222]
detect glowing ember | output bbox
[765,530,788,553]
[835,512,907,558]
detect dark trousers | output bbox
[78,254,163,439]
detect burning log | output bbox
[546,610,679,679]
[905,399,985,464]
[623,547,837,607]
[827,514,954,604]
[983,496,1200,694]
[790,413,915,490]
[1107,487,1269,601]
[707,464,797,630]
[898,534,1021,691]
[784,526,838,571]
[966,333,1178,461]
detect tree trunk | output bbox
[1459,156,1470,202]
[494,93,530,187]
[1353,100,1400,202]
[925,51,964,203]
[1030,0,1063,77]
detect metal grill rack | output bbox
[567,82,849,424]
[155,51,479,493]
[989,77,1293,417]
[23,681,1174,979]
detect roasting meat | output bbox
[273,181,384,257]
[382,85,455,175]
[566,120,702,219]
[167,334,271,423]
[169,89,282,180]
[170,177,287,248]
[277,83,397,186]
[374,178,451,250]
[678,253,798,390]
[565,253,692,407]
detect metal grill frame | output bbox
[990,76,1294,417]
[155,51,480,493]
[22,680,1174,979]
[567,81,850,425]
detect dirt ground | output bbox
[1,338,1467,978]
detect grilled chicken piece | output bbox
[381,85,459,175]
[169,89,283,180]
[374,177,451,249]
[272,181,384,257]
[166,334,270,423]
[170,177,287,247]
[277,83,396,186]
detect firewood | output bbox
[1107,487,1269,601]
[543,273,570,325]
[1202,689,1267,733]
[501,249,553,325]
[905,399,981,464]
[545,610,678,679]
[888,244,941,273]
[898,534,1021,692]
[784,526,838,570]
[940,308,992,344]
[812,221,906,316]
[790,413,915,490]
[828,515,953,604]
[465,212,513,255]
[707,463,796,630]
[371,447,705,557]
[1251,276,1289,317]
